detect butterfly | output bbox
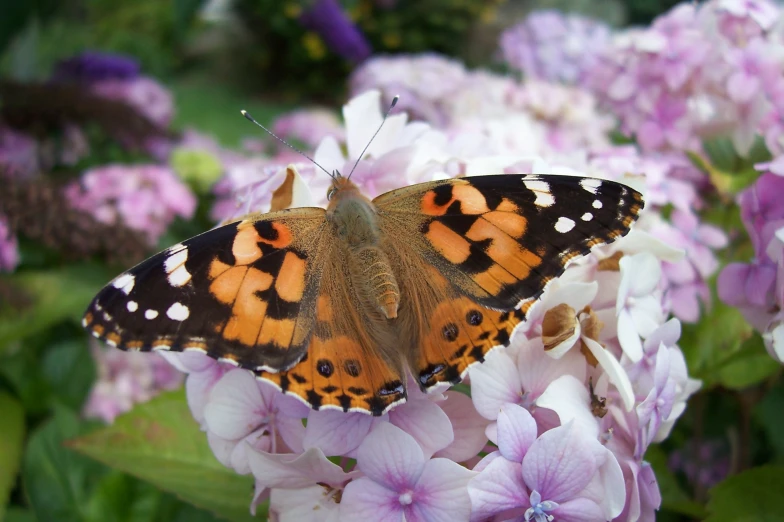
[83,165,643,416]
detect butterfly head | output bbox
[326,172,363,204]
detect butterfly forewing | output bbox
[83,208,327,372]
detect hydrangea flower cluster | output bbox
[499,9,612,85]
[84,342,183,423]
[582,0,784,155]
[64,164,197,245]
[165,90,701,521]
[349,54,613,155]
[718,169,784,361]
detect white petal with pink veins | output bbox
[204,369,268,440]
[535,375,599,439]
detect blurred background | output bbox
[2,0,783,521]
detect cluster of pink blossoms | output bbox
[582,0,784,156]
[159,91,702,521]
[64,164,197,245]
[84,341,184,423]
[499,9,612,85]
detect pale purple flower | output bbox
[469,406,625,522]
[65,164,197,244]
[340,422,476,522]
[0,215,19,272]
[500,9,612,85]
[92,76,174,127]
[203,369,308,473]
[272,108,346,149]
[84,342,183,423]
[617,253,666,362]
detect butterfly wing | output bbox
[256,244,408,415]
[374,174,643,390]
[83,208,329,372]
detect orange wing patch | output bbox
[412,294,526,389]
[258,333,406,416]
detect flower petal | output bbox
[340,477,402,522]
[467,456,528,521]
[469,350,522,420]
[204,369,267,440]
[497,403,538,463]
[270,485,342,522]
[434,391,490,462]
[356,422,425,490]
[521,421,596,502]
[247,446,357,490]
[535,375,599,439]
[303,410,376,457]
[409,458,476,522]
[581,336,634,411]
[389,396,454,459]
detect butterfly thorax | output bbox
[326,176,401,320]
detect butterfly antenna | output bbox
[240,110,334,180]
[347,95,399,180]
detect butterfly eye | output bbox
[327,187,337,200]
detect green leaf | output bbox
[41,339,96,411]
[645,446,708,519]
[753,384,784,462]
[0,264,113,348]
[22,406,107,522]
[3,508,36,522]
[0,392,25,522]
[68,390,258,522]
[706,466,784,521]
[714,335,780,390]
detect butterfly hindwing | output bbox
[83,208,327,372]
[257,245,408,415]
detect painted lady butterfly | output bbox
[83,161,643,416]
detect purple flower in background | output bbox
[500,9,612,85]
[272,108,346,149]
[0,215,19,272]
[65,164,196,244]
[299,0,372,63]
[53,51,140,83]
[84,342,183,423]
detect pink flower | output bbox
[92,76,174,127]
[0,215,19,272]
[340,422,475,522]
[468,405,625,521]
[84,342,183,423]
[272,108,345,149]
[65,164,197,244]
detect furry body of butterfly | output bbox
[83,169,644,416]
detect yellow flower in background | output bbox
[303,32,327,60]
[283,3,302,17]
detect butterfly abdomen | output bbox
[350,246,400,319]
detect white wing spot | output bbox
[523,179,554,207]
[580,178,602,194]
[167,302,190,321]
[145,309,159,320]
[168,265,192,287]
[164,247,191,287]
[127,301,138,312]
[152,343,171,351]
[106,339,117,348]
[581,212,593,221]
[555,217,576,233]
[112,273,135,295]
[81,317,88,327]
[593,200,603,209]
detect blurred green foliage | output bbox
[233,0,506,101]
